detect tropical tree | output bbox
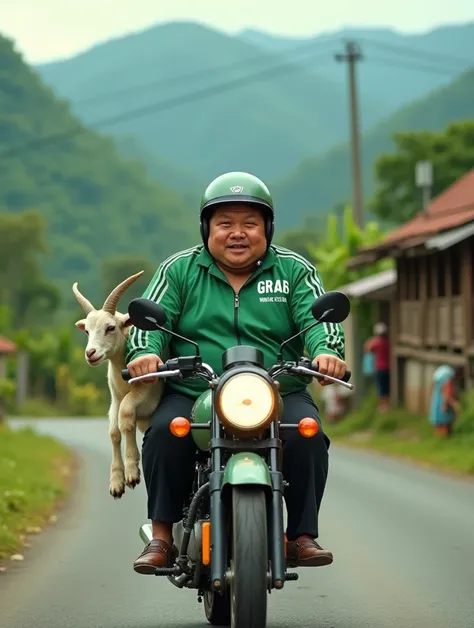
[370,120,474,225]
[306,205,393,339]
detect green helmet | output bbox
[199,171,275,251]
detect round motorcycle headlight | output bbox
[216,372,277,435]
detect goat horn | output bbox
[102,270,145,314]
[72,282,96,315]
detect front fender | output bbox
[222,452,272,489]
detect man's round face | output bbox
[207,204,267,270]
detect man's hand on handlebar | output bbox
[312,354,346,386]
[122,354,353,389]
[126,354,164,383]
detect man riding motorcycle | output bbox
[125,171,346,575]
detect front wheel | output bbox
[230,486,268,628]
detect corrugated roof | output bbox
[425,221,474,250]
[0,336,17,354]
[381,208,474,247]
[424,168,474,216]
[349,168,474,267]
[339,269,396,298]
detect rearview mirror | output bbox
[311,291,350,324]
[128,298,167,331]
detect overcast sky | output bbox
[1,0,473,63]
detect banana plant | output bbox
[307,205,393,291]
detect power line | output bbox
[367,54,467,77]
[358,35,473,69]
[0,47,334,159]
[66,33,471,109]
[4,34,472,160]
[73,39,338,107]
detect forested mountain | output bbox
[32,20,474,233]
[240,22,474,110]
[0,34,196,304]
[35,21,384,184]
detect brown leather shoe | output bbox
[286,536,333,567]
[133,539,178,575]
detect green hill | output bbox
[34,21,384,185]
[114,134,201,204]
[272,66,474,230]
[0,34,196,302]
[239,22,474,111]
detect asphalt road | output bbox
[2,418,474,628]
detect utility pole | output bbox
[335,40,365,407]
[335,41,364,228]
[415,160,433,214]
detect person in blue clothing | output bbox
[429,365,460,437]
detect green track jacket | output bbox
[126,244,345,399]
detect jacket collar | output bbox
[197,245,276,272]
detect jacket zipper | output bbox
[224,264,266,346]
[234,292,241,345]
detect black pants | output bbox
[141,388,330,541]
[375,369,390,397]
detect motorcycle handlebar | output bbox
[312,363,352,383]
[121,359,352,386]
[121,364,168,382]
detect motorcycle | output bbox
[121,290,354,628]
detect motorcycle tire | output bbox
[230,485,268,628]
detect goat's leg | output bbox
[118,393,141,489]
[108,400,126,498]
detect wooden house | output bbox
[347,169,474,413]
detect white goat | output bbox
[72,271,163,499]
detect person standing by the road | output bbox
[364,322,390,412]
[429,365,461,437]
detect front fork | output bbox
[209,419,287,592]
[209,404,226,591]
[268,421,286,589]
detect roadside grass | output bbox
[9,397,66,417]
[325,388,474,477]
[0,422,76,562]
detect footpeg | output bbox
[284,572,299,581]
[154,566,181,576]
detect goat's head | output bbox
[73,271,145,366]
